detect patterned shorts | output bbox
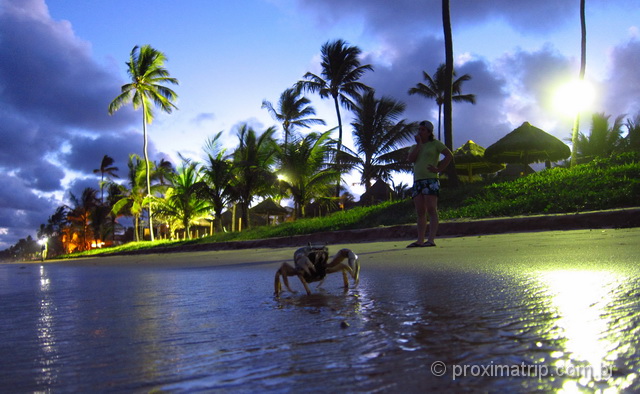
[411,178,440,198]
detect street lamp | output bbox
[38,237,48,262]
[553,79,595,117]
[553,79,596,167]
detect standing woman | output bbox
[406,120,453,247]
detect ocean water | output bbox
[1,254,639,392]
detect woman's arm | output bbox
[428,148,453,173]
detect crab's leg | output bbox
[298,276,312,295]
[294,254,315,294]
[327,249,360,285]
[326,249,360,288]
[274,263,298,295]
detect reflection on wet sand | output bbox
[37,265,58,388]
[2,233,640,392]
[539,270,640,391]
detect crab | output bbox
[274,243,360,296]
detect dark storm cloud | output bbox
[358,35,512,149]
[0,0,141,249]
[296,0,639,147]
[66,177,104,203]
[62,129,158,175]
[297,0,578,38]
[17,161,66,192]
[0,172,59,247]
[495,45,575,123]
[605,38,640,118]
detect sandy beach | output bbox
[5,227,639,392]
[57,227,640,273]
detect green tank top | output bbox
[410,139,447,180]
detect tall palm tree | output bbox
[575,113,624,162]
[154,162,211,240]
[201,132,237,233]
[261,86,326,147]
[442,0,460,187]
[232,124,278,229]
[408,63,476,141]
[342,90,415,192]
[571,0,587,167]
[297,39,373,196]
[277,130,338,218]
[93,155,119,203]
[108,45,179,241]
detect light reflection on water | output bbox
[0,260,638,392]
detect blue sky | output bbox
[1,0,639,249]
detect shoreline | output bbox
[44,227,640,272]
[103,207,640,256]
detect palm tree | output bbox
[408,63,476,141]
[67,187,100,251]
[277,131,338,218]
[442,0,461,187]
[93,155,119,203]
[343,90,415,192]
[623,114,640,152]
[111,154,149,242]
[297,39,373,196]
[571,0,587,167]
[104,181,125,243]
[201,132,237,233]
[154,162,211,239]
[38,206,68,257]
[154,158,174,186]
[232,124,278,229]
[261,86,326,147]
[108,45,179,241]
[575,113,624,162]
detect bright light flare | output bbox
[553,79,595,116]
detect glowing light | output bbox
[553,79,595,116]
[540,270,619,381]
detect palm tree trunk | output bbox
[437,104,443,141]
[571,0,587,167]
[142,101,155,241]
[333,95,343,198]
[442,0,459,187]
[134,215,140,242]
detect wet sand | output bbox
[58,227,640,274]
[5,228,639,392]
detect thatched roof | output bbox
[485,122,570,165]
[454,140,505,178]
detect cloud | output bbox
[295,0,640,149]
[62,130,159,175]
[0,0,141,249]
[0,172,59,249]
[191,112,216,125]
[297,0,579,40]
[605,38,640,118]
